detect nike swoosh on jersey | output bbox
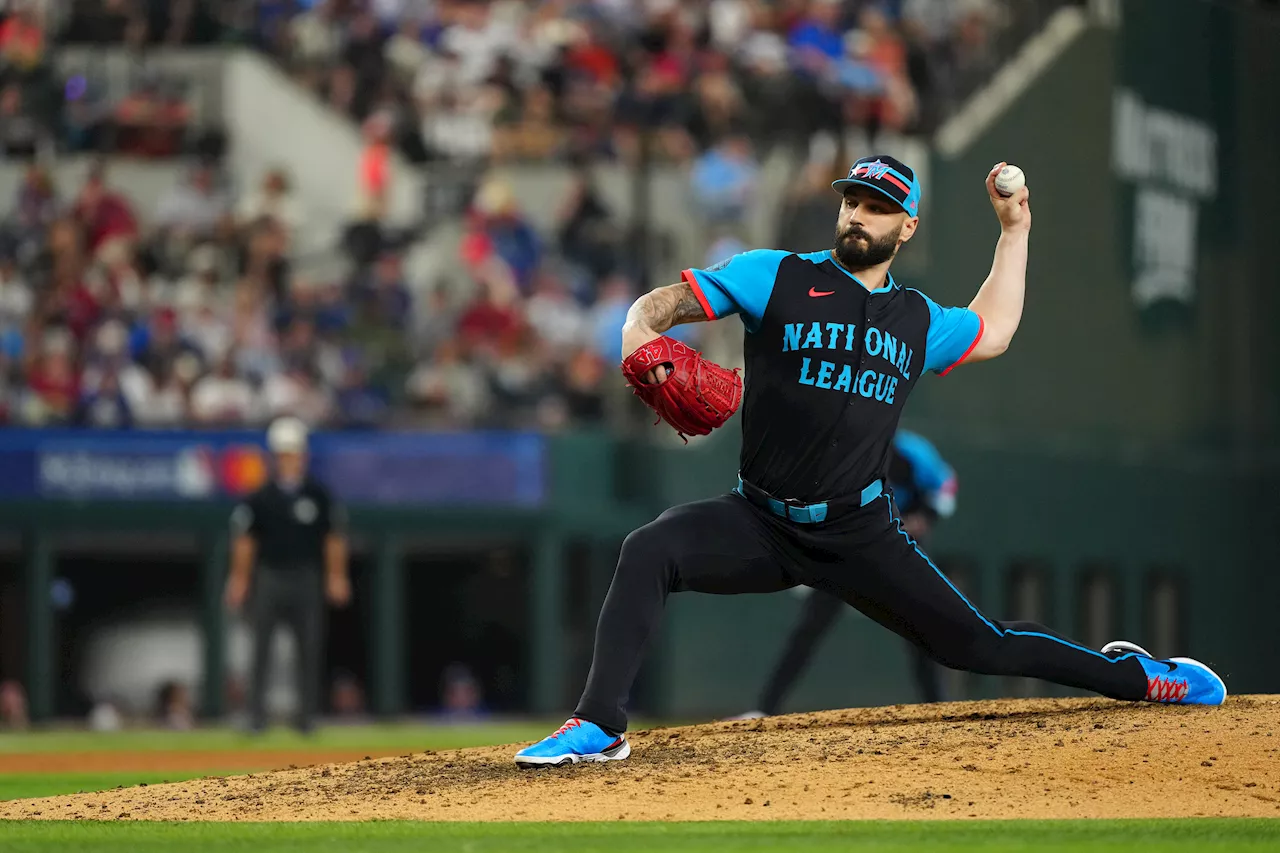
[808,288,836,297]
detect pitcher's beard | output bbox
[833,224,901,269]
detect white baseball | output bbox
[994,164,1025,197]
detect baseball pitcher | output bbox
[514,156,1225,767]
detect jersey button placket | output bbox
[850,303,871,406]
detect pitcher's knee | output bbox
[615,520,678,589]
[620,521,666,565]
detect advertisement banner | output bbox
[1112,0,1234,314]
[0,429,547,506]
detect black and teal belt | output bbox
[734,475,883,524]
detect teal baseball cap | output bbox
[831,154,922,217]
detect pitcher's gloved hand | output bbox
[621,335,742,442]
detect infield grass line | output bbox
[0,720,585,754]
[0,773,213,802]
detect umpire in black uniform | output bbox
[225,416,350,733]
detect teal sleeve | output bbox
[919,292,984,375]
[682,249,787,333]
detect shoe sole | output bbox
[1101,640,1152,658]
[1169,656,1228,705]
[514,739,631,768]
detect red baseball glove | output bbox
[621,335,742,441]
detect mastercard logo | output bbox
[219,445,269,496]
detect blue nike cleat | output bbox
[1138,655,1227,705]
[514,718,631,767]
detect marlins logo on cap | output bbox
[858,160,893,180]
[832,155,922,216]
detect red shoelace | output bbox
[550,718,584,739]
[1146,674,1189,702]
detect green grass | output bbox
[0,721,563,754]
[0,719,594,802]
[1,820,1277,852]
[0,773,208,802]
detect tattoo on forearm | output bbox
[629,283,707,333]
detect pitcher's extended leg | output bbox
[574,496,794,733]
[830,497,1149,699]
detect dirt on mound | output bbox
[4,696,1279,822]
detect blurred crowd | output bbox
[1,0,229,161]
[267,0,1015,166]
[0,151,656,430]
[3,0,1045,165]
[0,0,1077,434]
[1,1,60,161]
[253,0,1020,166]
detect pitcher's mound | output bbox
[5,696,1280,822]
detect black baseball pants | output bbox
[574,492,1149,733]
[249,568,325,732]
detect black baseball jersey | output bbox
[683,249,983,503]
[231,477,344,572]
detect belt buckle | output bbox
[779,495,817,523]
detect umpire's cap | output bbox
[267,416,309,454]
[832,155,922,217]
